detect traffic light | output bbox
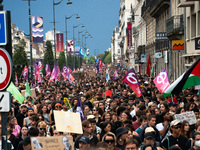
[86,49,89,56]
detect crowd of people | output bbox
[1,65,200,150]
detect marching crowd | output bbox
[1,65,200,150]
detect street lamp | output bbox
[65,14,80,66]
[73,24,85,70]
[53,0,72,64]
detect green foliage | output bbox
[42,41,54,75]
[58,52,66,70]
[104,51,111,64]
[13,39,28,80]
[97,54,104,59]
[67,54,73,69]
[88,55,95,64]
[101,51,110,62]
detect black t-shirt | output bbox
[162,135,188,150]
[16,113,27,127]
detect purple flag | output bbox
[95,59,100,74]
[122,68,143,97]
[76,97,85,122]
[38,59,43,70]
[34,61,39,80]
[113,70,119,79]
[45,61,51,78]
[49,64,56,82]
[32,78,35,88]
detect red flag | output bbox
[146,54,151,76]
[122,68,143,97]
[99,59,102,72]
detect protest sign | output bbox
[54,111,83,134]
[21,88,36,98]
[88,71,96,77]
[174,111,197,125]
[31,135,73,150]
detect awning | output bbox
[180,53,200,57]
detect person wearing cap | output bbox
[16,104,28,127]
[23,107,34,127]
[162,120,188,150]
[115,127,128,150]
[79,136,90,150]
[140,132,162,150]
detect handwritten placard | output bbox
[54,111,83,134]
[31,135,73,150]
[174,111,197,125]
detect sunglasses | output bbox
[39,128,46,131]
[173,125,181,129]
[104,140,114,143]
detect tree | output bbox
[104,52,111,64]
[101,51,110,62]
[88,55,95,64]
[13,39,28,80]
[68,54,73,70]
[42,41,54,75]
[58,51,66,70]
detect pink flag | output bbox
[55,62,60,82]
[113,70,119,79]
[34,61,39,80]
[61,65,68,79]
[22,65,28,80]
[15,72,18,84]
[38,59,43,70]
[99,59,102,72]
[153,68,170,93]
[68,73,75,84]
[67,66,72,73]
[122,68,143,97]
[38,72,42,83]
[45,61,51,78]
[49,64,56,82]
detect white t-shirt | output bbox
[0,140,14,150]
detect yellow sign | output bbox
[31,135,73,150]
[54,111,83,134]
[172,40,184,50]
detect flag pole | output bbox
[171,95,173,102]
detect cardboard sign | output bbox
[21,88,36,98]
[174,111,197,125]
[88,71,96,77]
[54,111,83,134]
[31,135,73,150]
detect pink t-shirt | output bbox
[12,124,21,137]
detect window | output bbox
[198,11,200,35]
[118,49,120,54]
[187,16,190,39]
[191,14,196,38]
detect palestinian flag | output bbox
[163,58,200,98]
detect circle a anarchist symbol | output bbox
[157,72,166,84]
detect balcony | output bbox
[166,15,184,37]
[177,0,194,7]
[141,0,151,17]
[150,0,170,18]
